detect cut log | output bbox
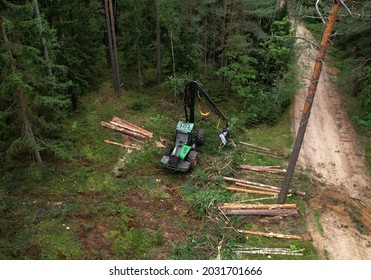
[223,177,305,196]
[234,247,304,256]
[226,186,277,196]
[249,150,285,159]
[219,203,298,210]
[104,140,141,150]
[239,142,274,152]
[112,116,153,138]
[223,209,299,216]
[224,176,278,188]
[235,182,281,193]
[239,165,287,175]
[110,121,149,139]
[101,121,147,139]
[237,229,304,240]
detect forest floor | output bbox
[292,21,371,259]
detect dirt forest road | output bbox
[292,21,371,259]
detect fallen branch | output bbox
[226,186,277,196]
[222,209,299,217]
[239,165,286,175]
[104,140,141,150]
[237,229,304,240]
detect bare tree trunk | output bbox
[204,20,208,77]
[109,0,122,96]
[1,18,42,163]
[155,0,162,85]
[34,0,52,77]
[104,0,121,97]
[212,11,216,64]
[220,0,228,87]
[137,44,142,85]
[170,30,175,78]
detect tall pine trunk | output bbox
[155,0,162,85]
[104,0,121,97]
[221,0,228,87]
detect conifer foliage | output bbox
[0,0,70,162]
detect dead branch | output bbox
[316,0,326,25]
[104,140,141,150]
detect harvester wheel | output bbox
[163,145,174,156]
[196,128,205,146]
[187,150,198,171]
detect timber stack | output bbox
[101,116,153,149]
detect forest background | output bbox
[0,0,369,260]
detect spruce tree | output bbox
[0,0,69,162]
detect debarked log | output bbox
[226,186,277,196]
[222,209,299,217]
[219,203,298,210]
[239,165,287,175]
[223,177,305,196]
[237,229,304,240]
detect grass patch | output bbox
[1,81,319,260]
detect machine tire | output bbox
[196,128,205,146]
[187,150,198,171]
[163,145,174,156]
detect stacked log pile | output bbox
[101,116,153,149]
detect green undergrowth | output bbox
[1,83,318,260]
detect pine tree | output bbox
[0,0,69,162]
[40,0,106,110]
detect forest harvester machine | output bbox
[160,81,229,172]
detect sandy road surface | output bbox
[292,22,371,259]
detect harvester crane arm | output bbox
[183,81,229,145]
